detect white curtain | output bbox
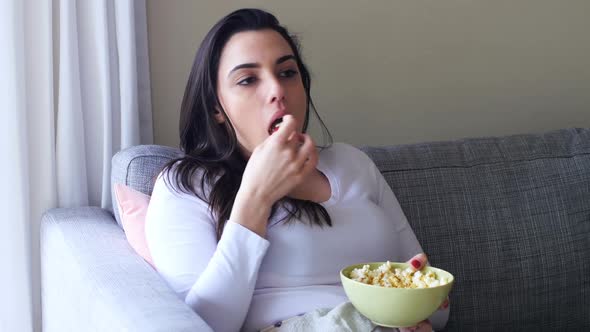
[0,0,153,331]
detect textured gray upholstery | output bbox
[361,127,590,331]
[111,144,183,227]
[42,127,590,331]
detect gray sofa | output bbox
[41,127,590,331]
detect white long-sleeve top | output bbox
[145,143,449,332]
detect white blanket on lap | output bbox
[261,302,395,332]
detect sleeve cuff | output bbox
[215,221,270,275]
[224,220,270,246]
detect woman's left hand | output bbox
[406,253,428,271]
[406,253,451,307]
[398,319,432,332]
[387,254,450,332]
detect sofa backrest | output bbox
[360,127,590,331]
[111,145,183,227]
[111,127,590,330]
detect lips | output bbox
[268,109,287,135]
[269,117,283,134]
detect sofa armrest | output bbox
[41,207,212,332]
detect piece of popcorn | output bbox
[350,262,448,289]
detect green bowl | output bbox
[340,262,454,328]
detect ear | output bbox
[213,107,225,124]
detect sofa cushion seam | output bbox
[378,152,590,174]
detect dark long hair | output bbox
[161,8,333,240]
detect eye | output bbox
[280,69,298,78]
[237,76,257,86]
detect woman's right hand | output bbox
[230,115,318,237]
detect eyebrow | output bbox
[227,54,296,78]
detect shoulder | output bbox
[152,161,212,204]
[319,142,375,168]
[147,164,215,228]
[318,142,381,195]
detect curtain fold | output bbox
[0,1,153,331]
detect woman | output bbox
[145,8,449,332]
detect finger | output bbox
[290,134,314,171]
[417,319,432,332]
[297,135,318,174]
[398,320,429,332]
[286,132,305,150]
[397,327,418,332]
[438,296,450,310]
[407,253,428,270]
[278,134,304,168]
[273,114,298,142]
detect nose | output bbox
[268,77,286,104]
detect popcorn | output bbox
[349,261,448,289]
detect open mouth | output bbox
[268,117,283,135]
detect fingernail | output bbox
[411,259,421,269]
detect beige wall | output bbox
[147,0,590,148]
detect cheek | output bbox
[292,85,307,114]
[222,92,253,122]
[223,93,264,141]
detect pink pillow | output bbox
[113,183,154,267]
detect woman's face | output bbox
[216,29,307,157]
